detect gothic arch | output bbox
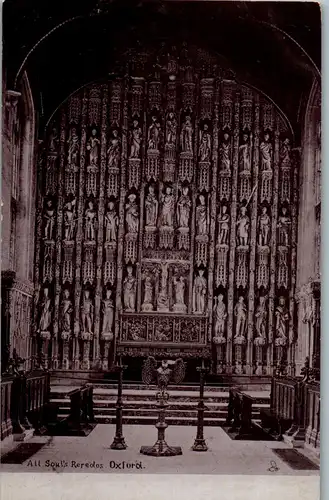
[34,45,298,375]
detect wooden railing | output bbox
[226,388,254,438]
[1,378,14,440]
[65,384,95,434]
[261,376,308,444]
[1,371,50,441]
[304,381,320,453]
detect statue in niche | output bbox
[38,287,52,333]
[278,207,291,246]
[180,115,193,153]
[67,127,79,166]
[275,297,290,342]
[60,289,73,333]
[196,194,208,236]
[234,296,247,339]
[145,185,158,227]
[213,294,227,337]
[157,263,170,312]
[48,128,58,152]
[125,194,139,233]
[160,186,175,227]
[258,206,271,246]
[220,132,231,170]
[123,265,137,312]
[166,111,177,145]
[193,269,207,314]
[142,275,154,311]
[102,289,114,335]
[199,124,211,161]
[80,290,94,334]
[84,201,97,241]
[255,296,267,339]
[217,205,230,245]
[173,275,187,312]
[236,206,250,246]
[86,128,100,166]
[105,201,118,242]
[44,199,55,240]
[64,199,76,241]
[107,129,121,168]
[147,115,161,150]
[280,137,291,167]
[177,186,191,228]
[129,119,142,159]
[239,132,251,171]
[259,132,273,171]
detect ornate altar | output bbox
[34,44,298,376]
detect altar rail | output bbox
[0,371,50,441]
[226,388,254,438]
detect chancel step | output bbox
[50,383,270,427]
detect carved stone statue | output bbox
[123,266,136,312]
[177,187,191,228]
[236,206,250,246]
[38,287,52,333]
[173,276,187,313]
[255,296,267,339]
[48,128,58,152]
[80,290,94,334]
[180,115,193,153]
[199,124,211,161]
[280,137,291,167]
[44,199,55,240]
[147,115,161,150]
[220,132,231,170]
[278,207,291,246]
[166,112,177,145]
[102,289,114,335]
[157,263,169,312]
[125,194,139,233]
[87,128,100,166]
[275,296,290,342]
[259,133,273,171]
[214,294,227,337]
[85,201,97,241]
[67,127,79,166]
[193,269,207,314]
[160,186,175,227]
[64,200,76,241]
[196,194,207,235]
[105,201,118,242]
[234,296,247,339]
[129,120,142,159]
[107,129,121,168]
[217,205,230,245]
[60,289,72,333]
[258,206,270,246]
[142,275,154,311]
[239,133,251,171]
[145,185,158,227]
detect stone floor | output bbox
[0,424,319,475]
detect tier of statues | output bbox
[62,123,292,177]
[43,196,291,249]
[38,285,290,343]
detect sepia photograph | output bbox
[1,0,321,486]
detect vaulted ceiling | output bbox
[3,0,321,140]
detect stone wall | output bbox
[1,71,37,370]
[295,79,321,376]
